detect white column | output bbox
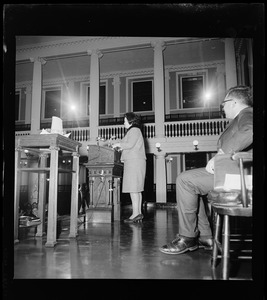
[152,41,166,139]
[155,152,167,203]
[112,75,121,118]
[224,38,237,90]
[165,69,170,115]
[25,85,32,125]
[88,49,103,141]
[166,156,172,184]
[246,39,253,87]
[30,57,46,134]
[216,64,226,103]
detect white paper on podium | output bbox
[40,116,71,137]
[51,116,63,134]
[40,129,50,134]
[224,174,252,191]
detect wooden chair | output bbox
[208,152,252,280]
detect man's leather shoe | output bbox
[159,234,198,255]
[198,237,213,250]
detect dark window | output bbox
[87,85,106,115]
[185,152,207,170]
[181,76,204,108]
[44,90,61,118]
[15,92,20,121]
[133,81,152,112]
[99,85,106,115]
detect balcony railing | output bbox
[15,119,229,141]
[164,119,229,137]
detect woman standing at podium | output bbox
[112,112,146,223]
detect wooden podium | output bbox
[84,145,123,223]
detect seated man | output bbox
[159,85,253,255]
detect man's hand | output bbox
[205,157,215,174]
[205,148,224,174]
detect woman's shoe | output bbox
[124,214,144,223]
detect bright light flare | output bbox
[203,91,212,102]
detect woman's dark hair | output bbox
[124,112,142,128]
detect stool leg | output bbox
[211,213,221,268]
[222,215,230,280]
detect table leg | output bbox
[69,152,80,238]
[45,146,59,247]
[36,153,47,237]
[113,177,121,221]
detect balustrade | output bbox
[164,119,229,138]
[15,119,229,142]
[15,131,31,136]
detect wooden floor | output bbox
[12,204,254,281]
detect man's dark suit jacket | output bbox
[217,107,253,153]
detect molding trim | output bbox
[16,37,120,54]
[167,60,225,72]
[16,37,221,63]
[16,60,225,88]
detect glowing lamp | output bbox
[193,140,199,150]
[155,142,161,152]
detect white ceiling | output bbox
[15,36,225,82]
[16,36,76,47]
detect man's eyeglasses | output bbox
[220,98,234,108]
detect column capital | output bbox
[164,69,170,80]
[25,84,32,93]
[112,75,121,86]
[155,152,167,158]
[151,40,166,51]
[15,146,23,152]
[30,57,47,65]
[49,146,60,151]
[87,49,103,59]
[39,153,49,159]
[72,151,80,157]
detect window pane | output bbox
[133,81,152,112]
[182,76,203,108]
[99,85,106,115]
[185,152,206,170]
[15,93,20,121]
[87,85,106,115]
[45,90,61,118]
